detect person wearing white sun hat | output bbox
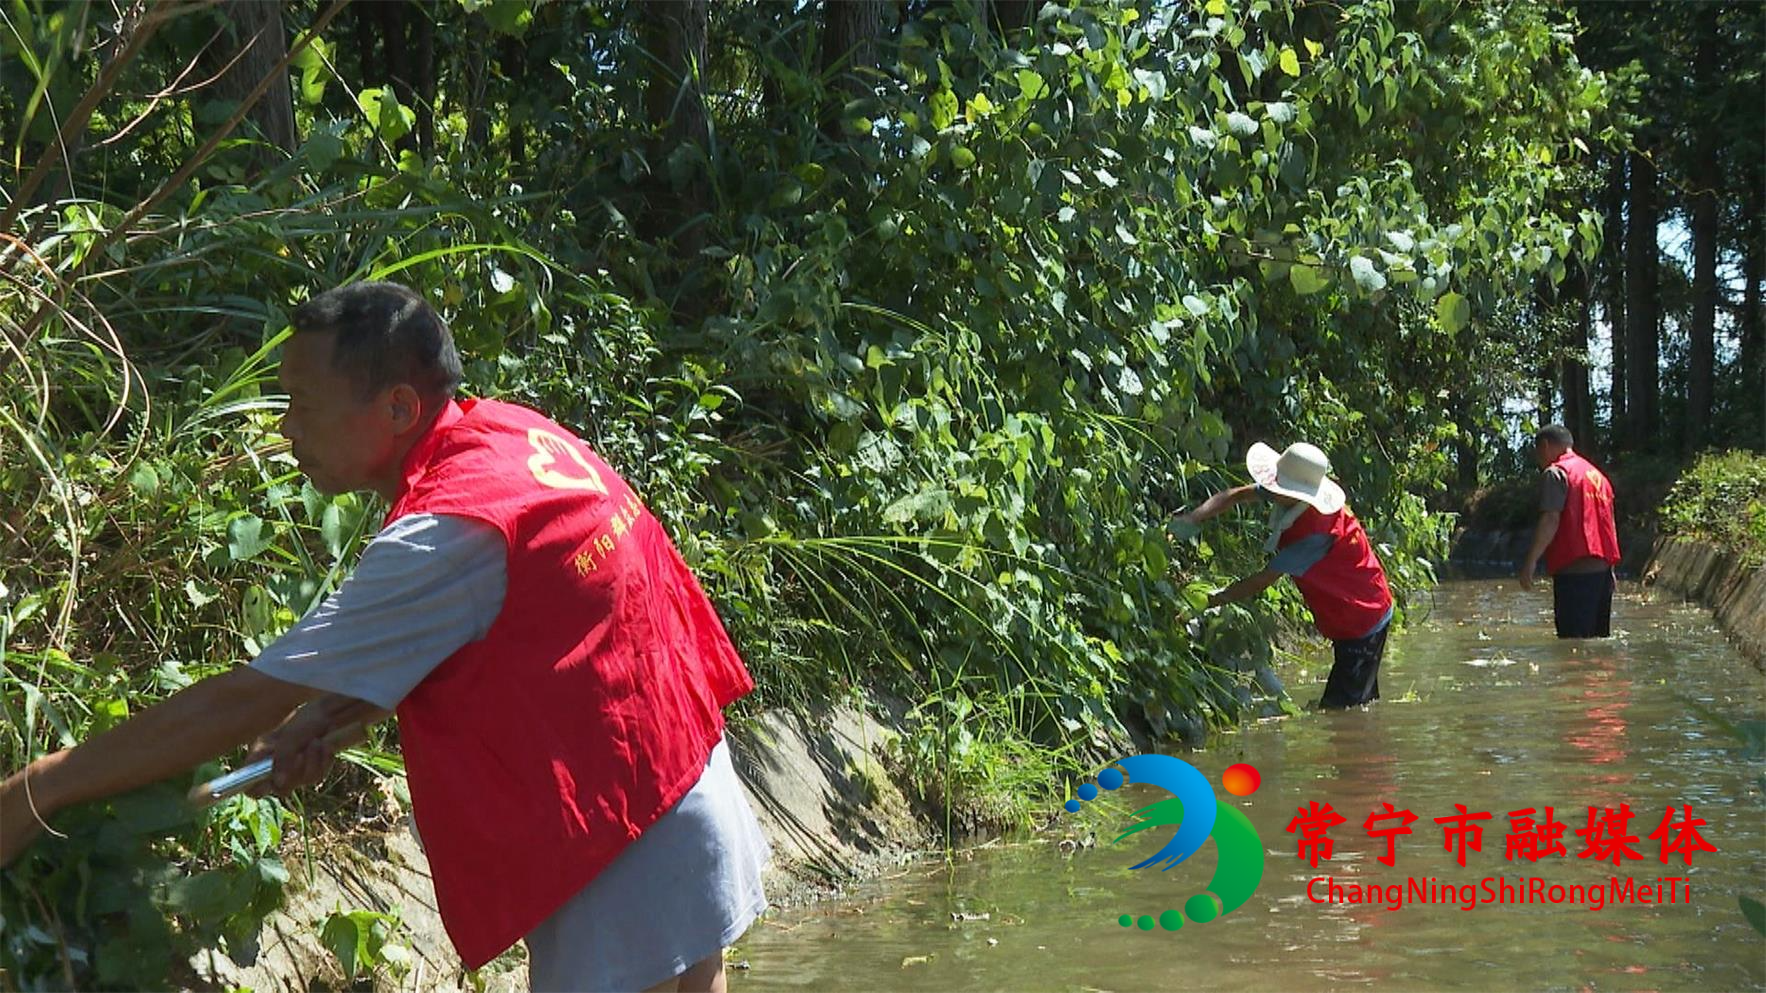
[1175,441,1396,708]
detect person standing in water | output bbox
[1176,441,1395,708]
[1518,423,1621,638]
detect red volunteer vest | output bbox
[1277,506,1394,641]
[1544,451,1621,574]
[384,398,754,968]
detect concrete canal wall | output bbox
[1642,537,1766,672]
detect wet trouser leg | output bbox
[1552,568,1614,638]
[1320,622,1390,708]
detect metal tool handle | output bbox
[188,757,275,804]
[186,721,368,806]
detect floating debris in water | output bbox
[901,954,936,968]
[951,911,991,923]
[986,938,999,947]
[1056,833,1097,855]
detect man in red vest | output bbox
[1176,441,1395,709]
[1519,423,1622,638]
[0,282,768,992]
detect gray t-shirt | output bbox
[249,513,505,709]
[1540,467,1569,513]
[1269,532,1335,577]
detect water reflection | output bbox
[1560,648,1634,793]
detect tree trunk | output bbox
[464,28,490,148]
[642,0,710,150]
[990,0,1042,39]
[377,1,418,155]
[1453,401,1479,491]
[1534,273,1555,427]
[1562,259,1595,456]
[353,4,376,93]
[1685,6,1720,453]
[1625,147,1659,449]
[1744,167,1765,451]
[1601,154,1627,446]
[212,0,297,157]
[414,2,436,157]
[819,0,888,139]
[500,36,529,167]
[637,0,712,293]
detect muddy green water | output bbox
[730,580,1766,992]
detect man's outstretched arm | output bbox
[1209,568,1283,608]
[1178,484,1262,526]
[1,667,318,866]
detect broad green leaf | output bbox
[321,914,364,979]
[306,130,343,172]
[1143,541,1169,578]
[1279,47,1300,77]
[321,503,352,561]
[472,0,533,35]
[357,87,413,143]
[128,462,160,495]
[1349,255,1386,292]
[242,585,276,638]
[930,88,959,130]
[1289,264,1329,295]
[227,515,271,562]
[1183,582,1213,612]
[1743,896,1766,937]
[1133,68,1167,101]
[1435,291,1471,333]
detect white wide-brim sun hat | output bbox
[1246,441,1346,515]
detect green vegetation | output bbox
[1659,451,1766,568]
[0,0,1672,986]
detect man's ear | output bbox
[387,384,424,433]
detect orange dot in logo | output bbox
[1221,763,1261,796]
